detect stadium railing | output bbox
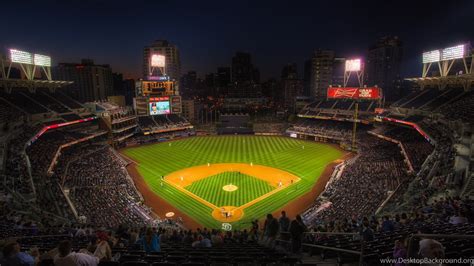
[277,231,365,265]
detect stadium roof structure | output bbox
[0,78,73,92]
[1,49,73,92]
[405,74,474,90]
[407,44,473,90]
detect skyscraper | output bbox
[303,60,312,96]
[366,36,403,101]
[53,59,113,102]
[281,63,303,108]
[281,63,298,79]
[143,40,181,81]
[310,50,335,98]
[231,52,259,84]
[217,67,231,87]
[308,51,347,98]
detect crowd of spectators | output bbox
[64,147,151,228]
[287,119,362,141]
[439,90,474,124]
[137,114,192,133]
[382,125,434,172]
[303,134,410,225]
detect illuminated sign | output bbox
[148,76,169,81]
[151,54,166,67]
[34,54,51,67]
[422,50,440,63]
[28,117,97,146]
[142,81,172,89]
[382,117,432,143]
[441,44,466,61]
[327,87,381,100]
[10,49,33,64]
[345,59,361,72]
[149,96,169,102]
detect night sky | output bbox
[2,0,473,80]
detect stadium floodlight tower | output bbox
[345,58,363,151]
[409,43,473,90]
[327,58,381,151]
[1,49,71,93]
[343,58,364,87]
[1,49,52,80]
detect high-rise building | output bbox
[182,99,196,122]
[366,36,403,101]
[310,50,335,98]
[53,59,113,102]
[217,67,231,87]
[231,52,259,84]
[281,63,298,79]
[303,59,312,97]
[308,50,347,98]
[281,63,303,108]
[143,40,181,81]
[180,71,197,96]
[112,73,124,95]
[332,57,346,87]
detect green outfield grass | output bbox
[185,171,274,207]
[122,135,344,229]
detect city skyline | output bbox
[2,0,473,80]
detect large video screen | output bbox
[149,100,170,115]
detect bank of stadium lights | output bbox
[345,59,361,72]
[34,54,51,67]
[151,54,166,67]
[9,49,52,67]
[10,49,33,64]
[344,58,364,87]
[422,44,468,63]
[441,44,466,61]
[6,49,52,80]
[422,50,440,64]
[420,43,471,78]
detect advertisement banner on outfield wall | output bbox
[327,87,381,100]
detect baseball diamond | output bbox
[122,135,344,229]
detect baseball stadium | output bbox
[2,8,474,264]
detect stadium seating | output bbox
[2,89,474,265]
[0,90,48,114]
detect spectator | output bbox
[448,211,468,225]
[417,228,445,262]
[200,235,212,248]
[360,220,374,242]
[262,214,279,248]
[93,232,112,261]
[140,228,160,253]
[0,241,35,266]
[279,211,290,232]
[192,235,202,248]
[393,238,407,266]
[381,215,395,232]
[288,214,307,253]
[54,240,99,266]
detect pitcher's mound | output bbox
[222,184,238,192]
[212,206,244,222]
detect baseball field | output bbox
[122,135,344,229]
